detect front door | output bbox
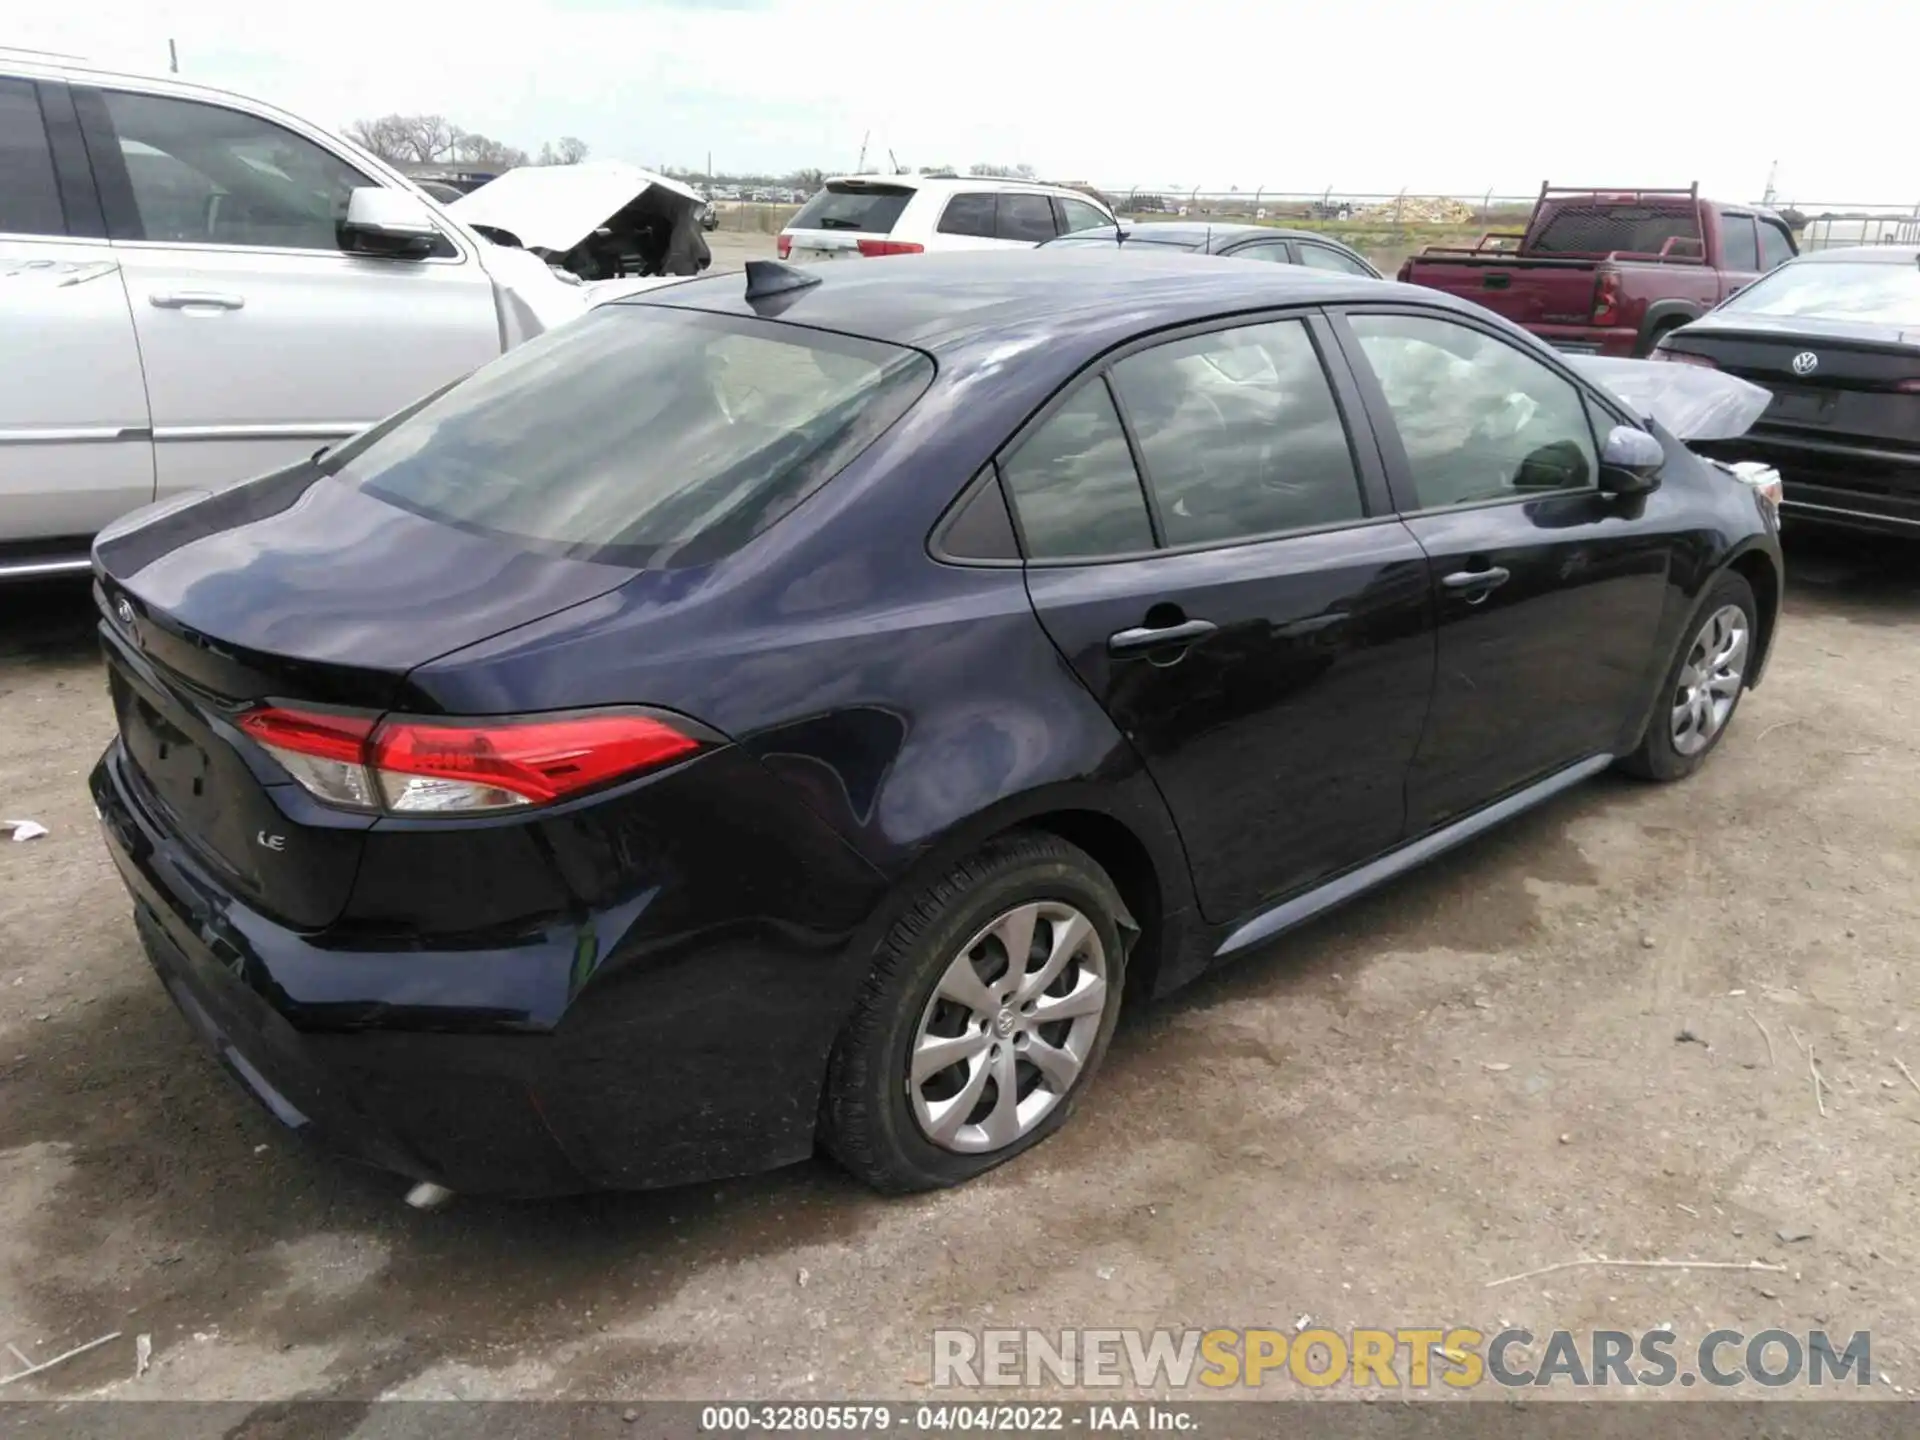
[1007,314,1436,923]
[75,85,502,498]
[1335,308,1671,832]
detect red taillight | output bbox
[1591,269,1622,327]
[240,706,704,815]
[855,239,924,258]
[776,234,792,259]
[371,713,699,810]
[1655,348,1719,368]
[1396,260,1414,283]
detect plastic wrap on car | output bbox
[1568,356,1774,441]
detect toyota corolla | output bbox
[90,251,1782,1197]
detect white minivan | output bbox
[778,175,1116,262]
[0,51,613,580]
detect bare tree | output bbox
[554,136,589,165]
[786,167,825,194]
[452,129,530,170]
[344,113,460,163]
[969,162,1037,179]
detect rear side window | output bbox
[1111,320,1364,545]
[788,183,913,234]
[996,193,1059,243]
[1001,383,1154,559]
[1229,241,1294,264]
[0,79,66,237]
[336,306,934,568]
[1532,204,1699,256]
[1719,213,1760,270]
[937,193,998,238]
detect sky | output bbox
[12,0,1917,206]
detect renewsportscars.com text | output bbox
[933,1327,1872,1390]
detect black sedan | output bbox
[1657,245,1920,536]
[1042,221,1381,277]
[90,252,1780,1198]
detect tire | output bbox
[1618,570,1757,782]
[820,833,1129,1193]
[1634,318,1689,358]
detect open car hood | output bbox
[447,161,704,253]
[1568,355,1773,442]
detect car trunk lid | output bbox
[1667,318,1920,449]
[94,464,637,929]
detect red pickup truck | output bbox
[1398,184,1799,357]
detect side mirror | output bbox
[340,187,440,259]
[1599,424,1666,495]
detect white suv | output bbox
[0,49,598,580]
[778,176,1115,262]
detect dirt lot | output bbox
[1,531,1916,1414]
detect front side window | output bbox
[1349,314,1597,510]
[937,193,997,238]
[97,90,375,251]
[1057,197,1112,234]
[1000,383,1154,559]
[1298,243,1374,277]
[0,79,65,237]
[1110,319,1364,546]
[996,193,1059,243]
[335,306,934,567]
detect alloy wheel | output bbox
[908,901,1109,1154]
[1671,604,1749,756]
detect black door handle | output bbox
[1442,566,1511,598]
[1108,618,1218,656]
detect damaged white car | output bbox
[449,161,713,283]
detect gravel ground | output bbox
[0,529,1915,1415]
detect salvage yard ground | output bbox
[2,525,1917,1410]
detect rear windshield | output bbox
[331,306,933,568]
[788,183,914,234]
[1532,204,1700,256]
[1721,259,1920,327]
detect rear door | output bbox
[783,180,917,261]
[1009,312,1436,923]
[1332,307,1670,832]
[75,82,502,499]
[0,75,154,556]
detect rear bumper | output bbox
[91,740,889,1196]
[1699,431,1920,537]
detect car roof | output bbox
[625,249,1423,359]
[1796,245,1920,265]
[823,174,1096,199]
[1087,222,1352,250]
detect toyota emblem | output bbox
[114,597,135,627]
[1791,351,1819,376]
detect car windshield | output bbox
[1531,205,1700,256]
[1719,259,1920,327]
[330,306,933,567]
